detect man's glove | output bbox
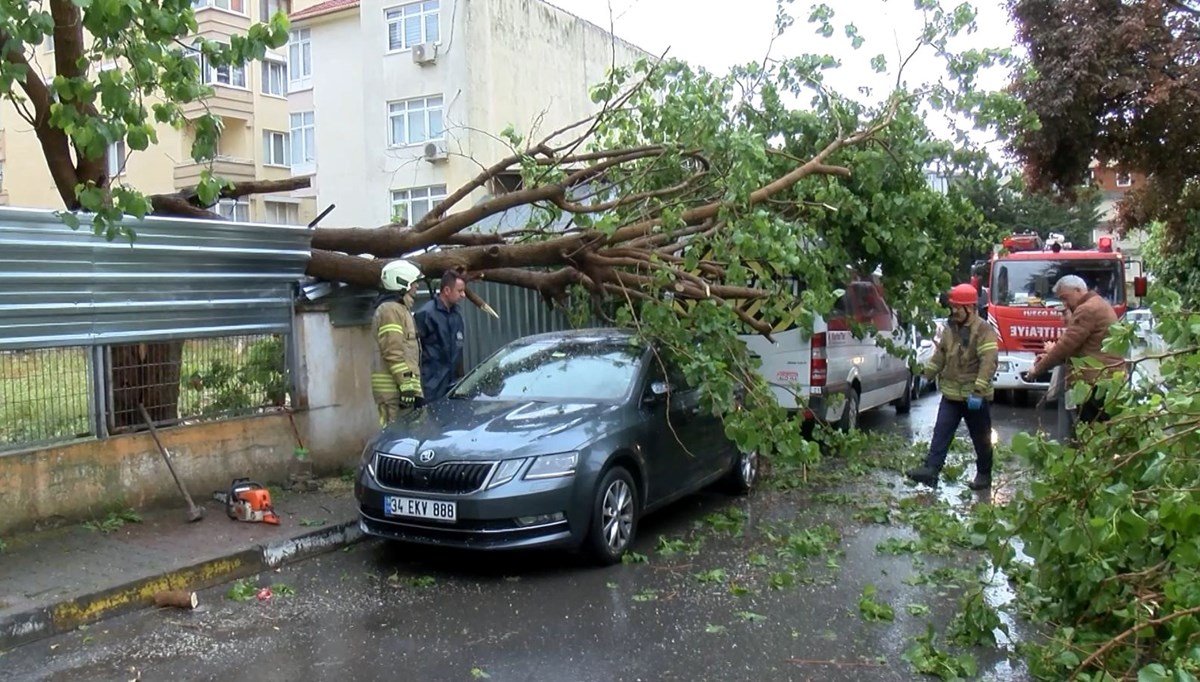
[412,395,427,409]
[967,394,984,411]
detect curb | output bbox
[0,518,364,652]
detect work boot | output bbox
[905,466,939,487]
[967,474,991,491]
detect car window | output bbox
[451,340,642,402]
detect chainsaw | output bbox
[213,478,280,525]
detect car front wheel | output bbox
[722,449,758,495]
[585,466,639,565]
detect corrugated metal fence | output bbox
[300,278,593,369]
[0,208,312,451]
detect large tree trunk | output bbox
[109,342,185,430]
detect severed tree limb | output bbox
[148,177,312,216]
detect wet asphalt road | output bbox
[1,393,1050,682]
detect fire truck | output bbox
[969,231,1147,398]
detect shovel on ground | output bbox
[138,403,205,523]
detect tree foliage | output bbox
[1006,0,1200,299]
[965,289,1200,680]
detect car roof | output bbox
[513,327,637,344]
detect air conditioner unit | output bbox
[423,140,448,163]
[411,42,438,65]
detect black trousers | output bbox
[924,397,993,476]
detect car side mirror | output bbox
[644,381,671,403]
[1134,276,1148,298]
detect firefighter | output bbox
[371,259,425,426]
[906,283,999,490]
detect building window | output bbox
[260,0,286,21]
[0,161,5,192]
[264,200,300,225]
[386,0,440,52]
[388,95,444,146]
[290,111,315,169]
[45,35,54,52]
[108,140,126,177]
[217,198,250,222]
[288,28,312,90]
[1116,171,1132,188]
[263,130,290,166]
[390,185,447,224]
[192,0,247,13]
[261,60,287,96]
[187,44,247,88]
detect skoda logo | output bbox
[417,449,436,465]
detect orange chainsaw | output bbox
[216,478,280,525]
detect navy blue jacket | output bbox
[414,296,465,401]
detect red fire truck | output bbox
[970,231,1146,398]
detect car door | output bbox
[641,359,718,502]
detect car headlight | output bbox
[487,458,527,489]
[360,443,375,474]
[524,452,578,480]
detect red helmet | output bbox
[948,283,978,306]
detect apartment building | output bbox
[284,0,652,229]
[0,0,314,225]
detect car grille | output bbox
[373,454,494,494]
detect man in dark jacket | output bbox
[415,270,467,402]
[906,283,999,490]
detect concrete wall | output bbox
[0,309,380,535]
[292,305,379,464]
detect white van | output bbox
[738,277,914,432]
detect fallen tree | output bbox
[0,0,999,451]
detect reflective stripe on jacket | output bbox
[922,314,999,400]
[372,298,423,402]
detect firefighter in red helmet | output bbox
[906,283,999,490]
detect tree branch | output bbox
[0,29,79,205]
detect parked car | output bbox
[354,328,758,565]
[740,275,914,431]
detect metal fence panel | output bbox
[0,347,94,450]
[0,207,311,350]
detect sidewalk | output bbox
[0,479,362,652]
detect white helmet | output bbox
[380,259,423,292]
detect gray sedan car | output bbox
[354,328,758,564]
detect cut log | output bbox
[153,590,198,610]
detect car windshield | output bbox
[450,338,643,403]
[991,258,1124,307]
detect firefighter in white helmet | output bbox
[371,259,425,425]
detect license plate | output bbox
[384,496,457,522]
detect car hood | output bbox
[374,398,621,461]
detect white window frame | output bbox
[387,95,444,147]
[263,200,301,225]
[288,28,312,91]
[260,0,286,22]
[262,130,290,167]
[217,197,250,222]
[390,185,447,225]
[385,0,441,53]
[187,43,247,90]
[261,59,287,97]
[108,140,127,177]
[290,111,316,171]
[191,0,248,15]
[1116,172,1132,188]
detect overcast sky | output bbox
[547,0,1019,157]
